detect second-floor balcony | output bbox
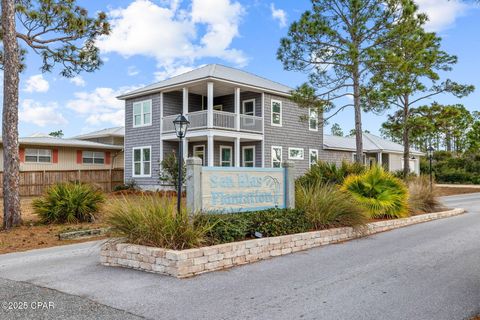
[162,110,263,134]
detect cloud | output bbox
[98,0,247,77]
[127,66,139,76]
[270,3,287,28]
[67,86,140,126]
[19,99,68,127]
[24,74,49,93]
[154,64,202,81]
[69,76,86,87]
[415,0,469,32]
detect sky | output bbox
[10,0,480,138]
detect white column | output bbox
[207,82,214,128]
[183,138,188,160]
[208,134,214,167]
[182,87,189,115]
[235,87,240,131]
[160,92,164,164]
[378,152,383,167]
[234,137,240,167]
[261,92,265,168]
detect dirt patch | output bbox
[436,186,480,197]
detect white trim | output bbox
[220,145,233,167]
[261,93,265,168]
[288,147,304,160]
[242,145,256,167]
[161,129,263,141]
[159,92,164,164]
[132,99,152,127]
[82,150,106,165]
[271,146,282,168]
[309,149,318,168]
[308,108,318,131]
[132,146,152,178]
[271,99,282,127]
[25,148,52,163]
[193,145,206,165]
[242,98,255,116]
[234,137,241,167]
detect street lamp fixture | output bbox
[427,146,434,190]
[173,114,190,216]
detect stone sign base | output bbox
[101,208,464,278]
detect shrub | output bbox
[341,166,409,219]
[296,182,368,229]
[113,179,138,192]
[296,160,365,188]
[106,195,209,250]
[196,213,251,244]
[408,176,442,215]
[33,182,105,224]
[158,152,185,188]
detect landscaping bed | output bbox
[101,208,465,278]
[436,185,480,197]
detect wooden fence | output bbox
[0,169,124,197]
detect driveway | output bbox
[1,193,479,320]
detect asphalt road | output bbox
[0,193,479,320]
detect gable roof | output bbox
[72,127,125,140]
[323,133,424,155]
[118,64,293,99]
[3,136,124,150]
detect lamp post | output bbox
[427,146,434,191]
[173,114,190,216]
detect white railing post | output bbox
[235,87,240,131]
[207,82,214,128]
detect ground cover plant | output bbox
[408,176,443,215]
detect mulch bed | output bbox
[436,186,480,197]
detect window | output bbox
[271,100,282,126]
[309,149,318,167]
[242,99,255,116]
[242,146,255,167]
[133,100,152,127]
[25,148,51,163]
[82,151,105,164]
[213,104,223,111]
[220,146,232,167]
[288,147,304,160]
[271,146,282,168]
[309,108,318,131]
[133,147,151,177]
[193,145,205,166]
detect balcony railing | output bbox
[162,110,263,134]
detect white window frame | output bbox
[132,146,151,177]
[271,99,282,127]
[288,147,304,160]
[82,151,105,165]
[309,108,318,131]
[242,146,256,167]
[193,145,206,166]
[25,148,52,163]
[271,146,282,168]
[309,149,319,167]
[132,99,152,128]
[220,145,233,167]
[242,99,255,116]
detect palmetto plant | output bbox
[296,161,365,188]
[33,182,105,224]
[341,166,409,219]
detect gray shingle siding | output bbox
[124,93,161,189]
[263,93,322,176]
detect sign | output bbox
[201,167,286,213]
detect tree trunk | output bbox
[2,0,22,229]
[353,69,363,164]
[402,95,410,180]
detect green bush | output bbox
[106,195,210,250]
[113,179,138,191]
[341,166,409,219]
[296,160,365,188]
[33,182,105,224]
[420,151,480,184]
[296,182,368,229]
[408,176,442,215]
[196,213,251,244]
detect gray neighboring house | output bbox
[323,133,424,175]
[118,64,327,189]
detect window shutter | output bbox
[19,148,25,163]
[76,150,83,164]
[105,151,111,165]
[52,149,59,163]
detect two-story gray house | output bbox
[118,64,328,189]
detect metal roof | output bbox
[118,64,294,99]
[72,126,125,139]
[5,136,124,150]
[323,133,424,155]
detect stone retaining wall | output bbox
[101,208,465,278]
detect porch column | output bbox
[208,134,214,167]
[234,87,241,131]
[160,92,164,163]
[234,137,240,167]
[183,138,188,160]
[378,152,383,168]
[182,87,189,115]
[207,82,214,128]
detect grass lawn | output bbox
[0,196,115,255]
